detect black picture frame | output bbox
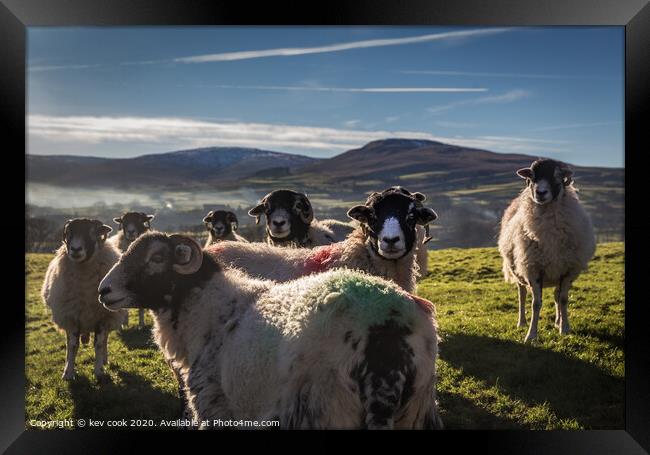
[5,0,649,452]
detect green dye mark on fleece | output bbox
[309,270,418,328]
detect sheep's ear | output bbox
[294,193,314,225]
[347,205,373,224]
[202,211,213,224]
[170,235,203,275]
[113,217,122,225]
[248,204,265,225]
[516,168,533,179]
[413,192,426,202]
[226,212,239,231]
[415,207,437,225]
[561,167,574,186]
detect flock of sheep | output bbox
[39,158,596,429]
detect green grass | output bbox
[25,243,624,429]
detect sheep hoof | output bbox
[524,333,537,343]
[559,325,571,335]
[62,370,75,381]
[94,369,108,381]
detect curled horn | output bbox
[294,193,314,225]
[226,211,239,231]
[62,219,72,243]
[93,220,112,243]
[170,234,203,275]
[560,165,574,186]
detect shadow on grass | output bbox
[438,390,523,430]
[116,326,156,350]
[68,370,178,423]
[439,334,624,429]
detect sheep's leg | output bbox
[93,329,108,378]
[186,367,232,430]
[138,309,145,328]
[553,287,561,328]
[62,331,80,380]
[517,284,527,327]
[121,310,129,327]
[557,278,572,335]
[524,276,543,343]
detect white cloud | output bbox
[28,114,568,157]
[400,69,611,80]
[427,89,530,114]
[207,85,487,93]
[344,120,361,128]
[529,121,621,132]
[173,28,512,64]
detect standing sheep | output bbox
[98,232,442,429]
[202,210,248,246]
[248,189,356,248]
[41,218,126,380]
[209,187,437,293]
[108,211,155,328]
[498,159,596,342]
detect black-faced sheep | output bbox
[498,159,596,342]
[210,186,437,294]
[98,232,442,429]
[108,211,155,328]
[41,218,126,380]
[202,210,248,246]
[248,190,355,248]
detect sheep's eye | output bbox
[150,254,165,264]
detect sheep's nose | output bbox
[98,285,111,297]
[273,220,286,227]
[70,245,82,253]
[536,189,548,197]
[383,236,400,245]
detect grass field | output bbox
[25,242,624,429]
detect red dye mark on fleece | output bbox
[407,293,435,315]
[303,244,342,275]
[206,243,225,256]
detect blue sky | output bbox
[27,27,624,167]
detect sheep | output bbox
[108,211,155,328]
[41,218,126,380]
[98,232,442,429]
[209,187,438,294]
[202,210,248,246]
[497,158,596,342]
[248,189,356,248]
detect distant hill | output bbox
[27,147,320,188]
[291,138,623,192]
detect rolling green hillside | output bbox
[25,242,623,429]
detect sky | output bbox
[27,27,624,167]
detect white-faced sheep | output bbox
[209,187,438,294]
[41,218,126,380]
[203,210,248,246]
[248,189,356,248]
[498,158,596,342]
[108,211,155,328]
[98,232,442,429]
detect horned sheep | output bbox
[108,211,155,328]
[202,210,248,246]
[498,158,596,342]
[248,189,356,248]
[98,232,442,429]
[41,218,126,380]
[210,187,438,294]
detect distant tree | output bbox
[26,217,60,253]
